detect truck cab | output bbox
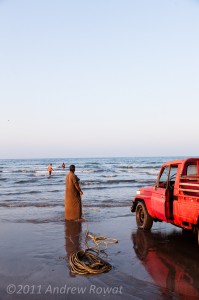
[131,158,199,241]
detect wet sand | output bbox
[0,213,199,299]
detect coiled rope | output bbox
[70,249,112,275]
[69,214,118,275]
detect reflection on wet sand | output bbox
[64,221,82,262]
[132,229,199,298]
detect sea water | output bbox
[0,157,181,224]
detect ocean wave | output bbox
[83,185,135,191]
[83,162,100,166]
[145,170,158,175]
[12,170,37,173]
[84,201,131,208]
[81,179,144,186]
[0,200,131,209]
[15,179,38,184]
[102,174,117,178]
[0,190,42,196]
[78,169,103,173]
[0,178,7,181]
[119,165,160,170]
[106,179,137,184]
[0,203,61,208]
[81,181,101,185]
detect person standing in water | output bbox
[48,163,53,176]
[65,165,84,221]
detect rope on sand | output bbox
[69,218,118,275]
[70,250,112,275]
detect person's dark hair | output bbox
[70,165,75,172]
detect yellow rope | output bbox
[69,211,118,275]
[84,218,118,253]
[70,250,112,275]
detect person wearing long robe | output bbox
[65,165,84,221]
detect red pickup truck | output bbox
[131,158,199,242]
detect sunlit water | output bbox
[0,157,180,223]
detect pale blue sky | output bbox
[0,0,199,158]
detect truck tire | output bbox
[197,227,199,246]
[136,202,153,230]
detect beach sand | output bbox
[0,212,199,300]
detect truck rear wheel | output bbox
[136,202,153,230]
